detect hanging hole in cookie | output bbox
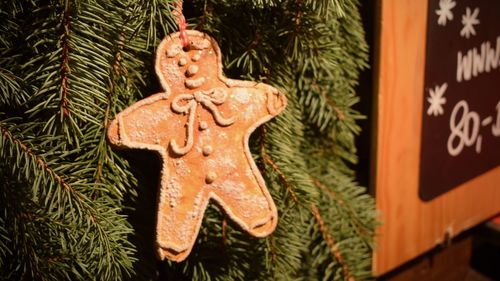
[182,45,190,52]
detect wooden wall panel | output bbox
[373,0,500,275]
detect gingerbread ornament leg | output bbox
[108,30,286,262]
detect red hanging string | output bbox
[174,1,189,48]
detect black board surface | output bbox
[420,0,500,201]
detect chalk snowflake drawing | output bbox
[427,83,448,116]
[460,7,480,38]
[436,0,456,26]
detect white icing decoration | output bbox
[192,53,201,62]
[202,145,213,156]
[185,77,206,89]
[178,58,187,66]
[186,65,199,77]
[205,172,217,183]
[169,89,236,156]
[170,98,196,155]
[199,121,208,130]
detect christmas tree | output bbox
[0,0,376,280]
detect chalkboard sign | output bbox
[420,0,500,201]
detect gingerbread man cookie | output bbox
[108,30,287,262]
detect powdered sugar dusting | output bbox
[155,110,172,122]
[219,180,246,193]
[204,153,236,171]
[206,159,218,169]
[233,88,250,104]
[125,107,174,143]
[218,132,228,140]
[162,61,183,84]
[218,153,236,169]
[173,159,190,177]
[243,104,258,121]
[215,180,269,219]
[190,39,210,50]
[129,130,146,141]
[187,192,204,219]
[175,221,192,243]
[167,44,182,57]
[240,195,268,218]
[166,176,181,208]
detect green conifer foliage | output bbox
[0,0,376,280]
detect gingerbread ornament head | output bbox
[108,30,286,262]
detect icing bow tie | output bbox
[170,88,236,155]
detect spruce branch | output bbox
[0,122,136,280]
[260,126,299,204]
[311,204,355,281]
[1,126,77,198]
[311,177,372,242]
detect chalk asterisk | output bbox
[427,83,447,116]
[460,7,480,38]
[436,0,456,26]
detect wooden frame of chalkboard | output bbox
[373,0,500,276]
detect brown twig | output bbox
[311,177,370,240]
[1,126,96,221]
[311,176,370,238]
[311,204,355,281]
[269,234,277,262]
[311,177,343,205]
[310,80,345,121]
[259,126,298,203]
[258,127,358,278]
[293,0,304,36]
[2,127,68,191]
[325,95,345,121]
